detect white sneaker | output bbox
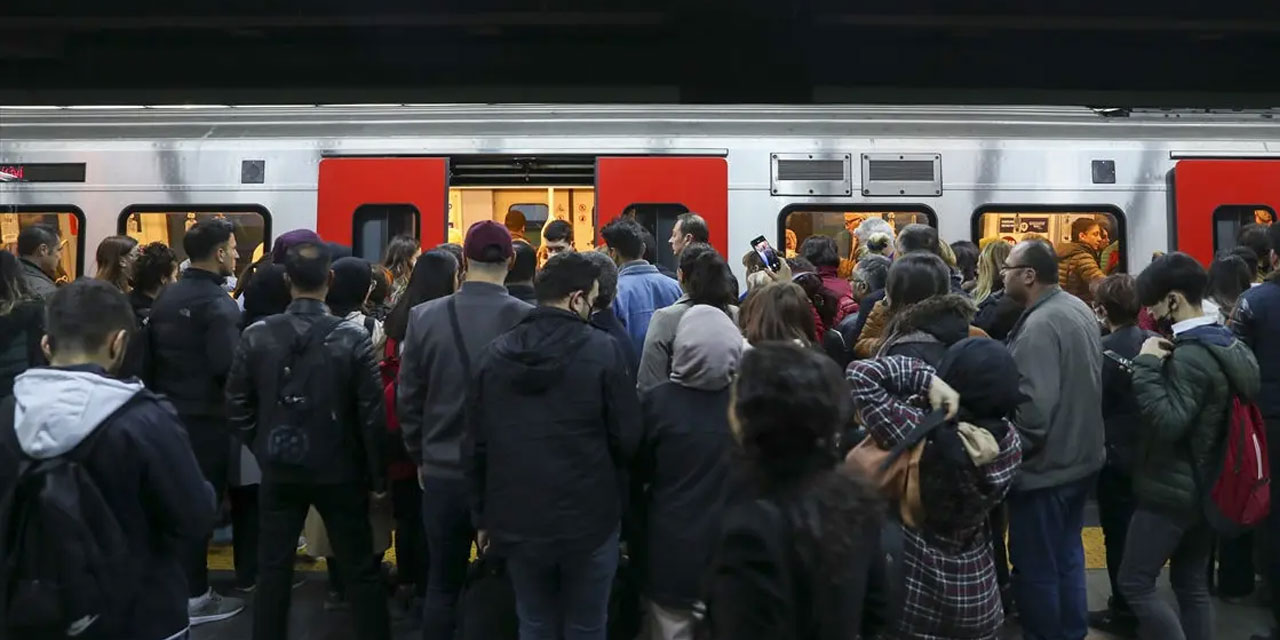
[188,589,245,626]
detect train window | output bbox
[1213,205,1275,253]
[505,203,549,245]
[353,204,420,262]
[119,205,270,273]
[971,205,1126,274]
[1,206,85,279]
[778,204,936,261]
[621,203,689,272]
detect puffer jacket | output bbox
[876,294,987,366]
[1231,279,1280,418]
[1055,242,1106,304]
[226,298,388,492]
[1131,321,1260,519]
[146,268,242,420]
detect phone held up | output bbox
[750,235,783,272]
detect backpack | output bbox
[261,315,343,472]
[0,394,141,638]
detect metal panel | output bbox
[861,153,942,197]
[596,156,728,256]
[317,157,448,248]
[1172,159,1280,265]
[770,153,851,196]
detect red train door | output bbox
[1173,159,1280,264]
[316,157,449,255]
[595,156,729,262]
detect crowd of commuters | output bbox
[1,209,1279,640]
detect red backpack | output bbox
[380,339,417,482]
[1192,347,1270,536]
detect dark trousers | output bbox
[506,530,620,640]
[255,481,390,640]
[181,420,229,599]
[1118,509,1214,640]
[1267,416,1280,627]
[229,484,260,588]
[421,476,474,640]
[392,477,428,596]
[1097,465,1135,612]
[1008,475,1092,640]
[1217,532,1256,597]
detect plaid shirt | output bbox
[847,356,1023,640]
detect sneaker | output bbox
[1088,608,1137,639]
[188,590,245,626]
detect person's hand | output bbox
[476,530,490,553]
[765,258,793,283]
[1140,337,1174,360]
[928,375,960,420]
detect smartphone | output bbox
[1103,349,1135,374]
[750,235,783,272]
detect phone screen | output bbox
[750,235,782,272]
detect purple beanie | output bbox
[270,229,322,262]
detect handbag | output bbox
[845,437,925,528]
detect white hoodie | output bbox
[12,368,143,459]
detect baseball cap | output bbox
[464,220,514,263]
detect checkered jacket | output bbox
[847,356,1023,640]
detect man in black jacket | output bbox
[0,279,216,640]
[144,218,246,622]
[504,239,538,304]
[227,242,389,640]
[465,252,642,640]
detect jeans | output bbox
[1008,475,1092,640]
[421,476,474,640]
[254,481,390,640]
[505,530,620,640]
[392,477,428,597]
[1097,465,1135,612]
[228,484,259,589]
[1117,509,1214,640]
[181,418,229,598]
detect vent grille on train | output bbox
[770,153,852,196]
[861,153,942,197]
[448,154,596,186]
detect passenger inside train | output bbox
[0,194,1279,640]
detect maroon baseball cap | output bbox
[464,220,514,262]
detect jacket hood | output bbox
[11,367,143,459]
[885,293,975,345]
[492,307,593,392]
[1178,324,1262,399]
[670,305,743,391]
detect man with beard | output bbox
[145,218,247,625]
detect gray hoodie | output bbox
[670,304,743,391]
[13,368,144,459]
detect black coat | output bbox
[591,308,638,379]
[466,307,642,559]
[0,301,45,399]
[226,298,388,492]
[973,289,1023,342]
[1232,280,1280,418]
[880,294,976,366]
[634,381,734,608]
[1101,324,1153,473]
[505,282,537,306]
[145,268,242,423]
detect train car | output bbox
[2,104,1278,284]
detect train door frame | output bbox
[776,203,939,259]
[1172,159,1280,264]
[316,157,450,251]
[595,156,729,259]
[969,203,1128,274]
[118,203,272,269]
[1,204,86,277]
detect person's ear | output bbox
[327,269,335,288]
[109,329,128,363]
[40,335,53,362]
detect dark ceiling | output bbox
[4,1,1280,106]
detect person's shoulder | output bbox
[408,295,450,321]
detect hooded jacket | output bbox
[636,296,739,391]
[466,306,641,559]
[877,294,986,366]
[0,366,216,640]
[635,306,743,607]
[1056,242,1106,304]
[1132,320,1261,519]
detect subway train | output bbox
[2,104,1279,283]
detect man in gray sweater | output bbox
[1002,239,1104,640]
[398,220,531,640]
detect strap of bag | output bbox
[879,408,950,472]
[447,296,472,380]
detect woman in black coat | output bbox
[0,251,45,399]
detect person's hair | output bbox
[739,282,815,345]
[950,240,979,283]
[793,272,839,331]
[675,213,710,243]
[854,217,894,246]
[864,232,893,256]
[535,252,601,304]
[854,254,891,293]
[1018,240,1059,284]
[936,240,958,269]
[326,257,373,317]
[506,240,537,284]
[382,235,420,281]
[504,209,526,233]
[1094,274,1140,326]
[640,227,659,264]
[0,251,33,314]
[384,249,459,342]
[886,253,949,311]
[93,235,139,293]
[543,219,573,243]
[1136,251,1208,307]
[1238,224,1272,277]
[1071,218,1100,244]
[972,241,1011,302]
[799,235,839,269]
[326,242,353,260]
[1206,253,1253,311]
[436,243,464,269]
[369,265,392,307]
[241,263,290,326]
[45,279,135,356]
[16,224,59,257]
[742,249,766,274]
[1230,246,1260,282]
[183,218,235,262]
[679,243,735,311]
[732,343,881,582]
[581,250,619,310]
[897,223,940,256]
[787,256,816,273]
[132,242,178,294]
[600,218,646,261]
[283,242,332,294]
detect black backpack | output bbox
[261,315,343,472]
[0,394,141,638]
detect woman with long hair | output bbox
[704,342,886,639]
[637,243,739,390]
[972,240,1023,341]
[875,253,985,365]
[738,282,816,347]
[384,249,460,345]
[0,251,45,399]
[94,235,140,293]
[382,235,421,307]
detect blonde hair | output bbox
[937,240,957,269]
[973,240,1012,303]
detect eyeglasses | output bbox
[999,262,1033,274]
